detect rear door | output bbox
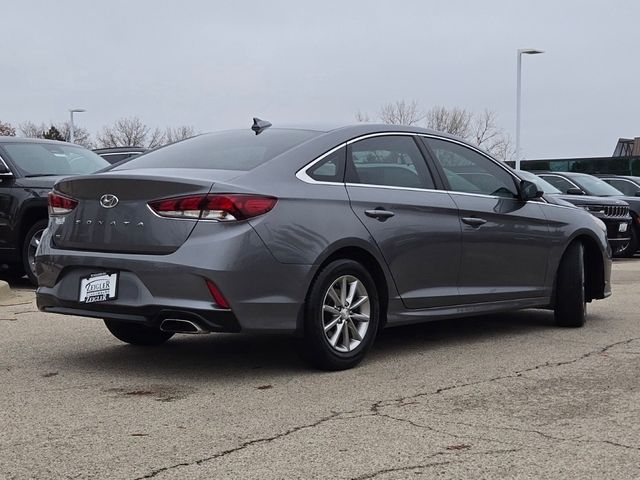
[423,137,550,303]
[345,134,461,309]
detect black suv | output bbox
[535,171,639,257]
[0,138,109,284]
[518,171,632,256]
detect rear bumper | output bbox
[37,293,241,332]
[35,220,315,333]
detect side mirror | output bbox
[566,187,585,195]
[520,180,544,201]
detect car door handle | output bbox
[365,209,395,220]
[461,216,487,227]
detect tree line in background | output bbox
[356,100,515,161]
[0,117,195,149]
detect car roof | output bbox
[0,137,75,146]
[93,146,147,154]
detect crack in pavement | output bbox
[133,411,347,479]
[350,448,523,480]
[438,419,640,452]
[132,336,640,479]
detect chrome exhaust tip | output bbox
[160,318,209,334]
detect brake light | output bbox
[48,192,78,215]
[148,194,277,221]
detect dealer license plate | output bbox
[79,272,118,303]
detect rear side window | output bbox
[604,179,638,196]
[114,129,319,171]
[307,147,345,182]
[346,136,435,189]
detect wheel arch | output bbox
[297,242,394,333]
[553,233,606,305]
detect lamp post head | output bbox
[518,48,544,55]
[69,108,86,113]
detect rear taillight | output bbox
[148,194,277,221]
[48,192,78,215]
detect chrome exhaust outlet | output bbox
[160,318,209,334]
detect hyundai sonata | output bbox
[36,120,611,370]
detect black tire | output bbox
[614,224,638,258]
[554,241,586,328]
[298,259,380,370]
[22,219,48,286]
[104,319,174,346]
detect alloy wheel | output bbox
[322,275,370,353]
[27,228,44,279]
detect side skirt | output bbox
[384,296,552,328]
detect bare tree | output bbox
[378,100,424,125]
[0,121,16,136]
[56,122,92,148]
[425,106,514,161]
[425,106,473,138]
[163,125,195,144]
[18,121,92,147]
[355,110,371,123]
[19,121,45,138]
[96,117,155,148]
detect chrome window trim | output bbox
[296,131,527,201]
[0,154,13,176]
[295,143,346,185]
[344,182,449,195]
[604,178,639,188]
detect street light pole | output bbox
[68,108,86,143]
[515,49,544,170]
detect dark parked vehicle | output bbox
[36,123,612,370]
[0,138,109,284]
[517,171,631,256]
[536,171,640,257]
[598,175,640,197]
[93,147,146,164]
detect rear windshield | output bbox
[113,129,319,171]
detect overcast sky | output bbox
[2,0,638,158]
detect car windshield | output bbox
[573,175,625,196]
[113,128,320,171]
[517,170,562,194]
[3,143,109,177]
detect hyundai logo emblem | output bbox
[100,194,119,209]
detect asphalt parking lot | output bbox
[1,260,639,479]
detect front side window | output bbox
[2,143,108,177]
[538,175,579,194]
[346,136,434,189]
[425,138,518,198]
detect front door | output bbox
[423,137,550,303]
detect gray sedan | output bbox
[35,122,611,370]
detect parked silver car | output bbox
[36,121,612,370]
